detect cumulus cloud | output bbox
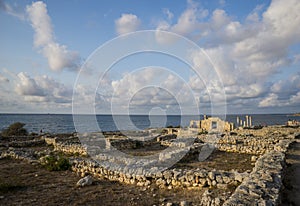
[290,92,300,105]
[259,93,282,107]
[155,0,300,112]
[156,0,208,39]
[15,72,45,96]
[115,13,141,35]
[26,1,80,71]
[15,72,72,105]
[89,68,199,114]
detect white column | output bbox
[249,116,252,127]
[246,115,249,127]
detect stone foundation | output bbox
[223,150,287,205]
[71,157,246,189]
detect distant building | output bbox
[287,120,300,127]
[189,116,234,133]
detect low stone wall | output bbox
[0,148,38,163]
[215,134,295,155]
[223,142,292,206]
[5,138,45,148]
[44,136,87,156]
[71,158,247,189]
[53,142,87,156]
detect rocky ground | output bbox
[281,139,300,206]
[0,158,234,206]
[0,126,299,205]
[0,134,234,206]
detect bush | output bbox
[40,154,71,171]
[198,130,208,135]
[1,122,28,137]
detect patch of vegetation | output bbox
[1,122,28,137]
[198,130,208,135]
[40,153,71,171]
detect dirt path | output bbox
[281,139,300,206]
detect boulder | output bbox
[76,175,93,187]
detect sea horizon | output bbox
[1,113,299,134]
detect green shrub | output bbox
[1,122,28,137]
[40,154,71,171]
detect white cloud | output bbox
[290,92,300,105]
[246,4,264,22]
[259,93,280,107]
[15,72,72,105]
[271,74,300,95]
[26,1,80,71]
[0,0,25,20]
[163,8,173,20]
[259,72,300,108]
[115,13,141,35]
[91,68,199,114]
[0,74,9,83]
[26,1,52,47]
[155,0,209,42]
[15,72,44,96]
[210,9,230,30]
[42,43,79,72]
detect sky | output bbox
[0,0,300,115]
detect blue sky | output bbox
[0,0,299,114]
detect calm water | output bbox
[0,113,299,134]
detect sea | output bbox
[0,113,299,134]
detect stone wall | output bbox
[215,134,295,155]
[1,138,45,148]
[44,136,87,156]
[71,157,247,189]
[0,147,38,163]
[223,150,286,206]
[222,137,295,206]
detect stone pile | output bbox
[199,190,231,206]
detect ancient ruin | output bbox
[1,124,299,205]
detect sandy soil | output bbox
[281,139,300,206]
